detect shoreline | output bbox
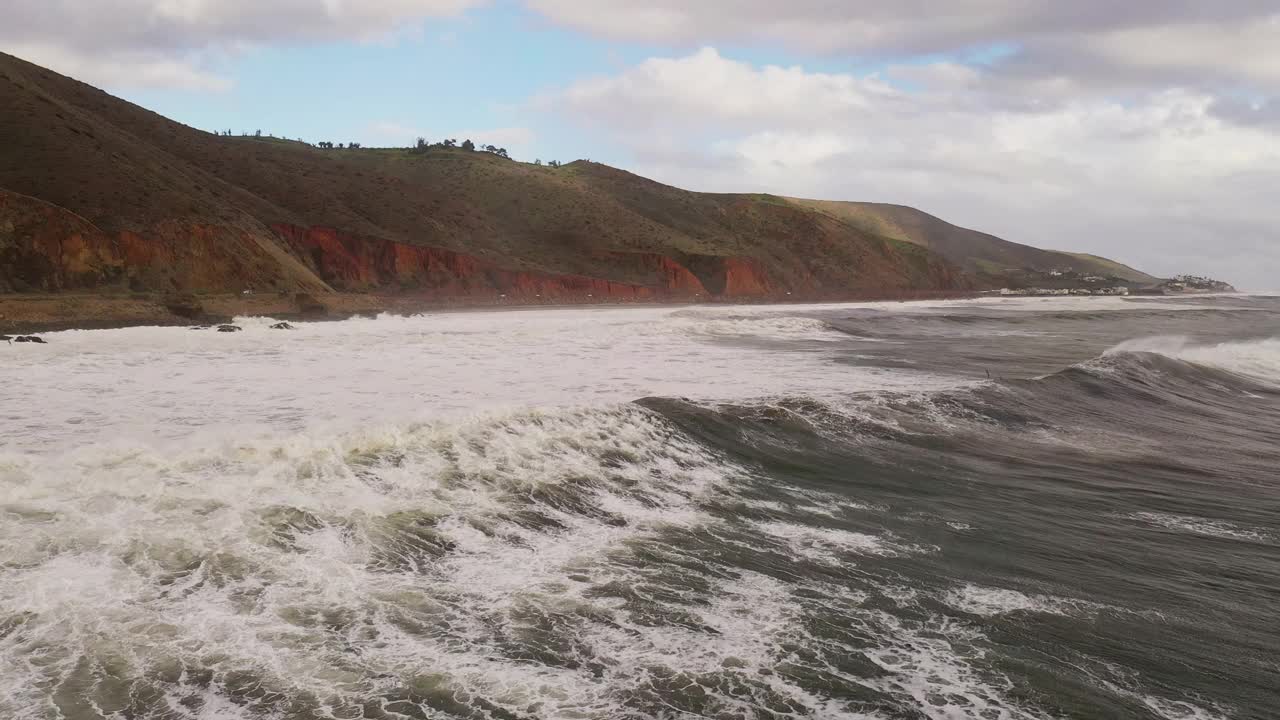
[1,290,982,335]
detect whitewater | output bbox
[2,295,1278,719]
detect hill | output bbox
[789,200,1158,286]
[0,51,1154,319]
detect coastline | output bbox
[0,289,982,334]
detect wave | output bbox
[0,405,755,719]
[0,402,1069,720]
[1104,335,1280,385]
[664,308,846,341]
[5,306,1277,718]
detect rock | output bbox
[269,322,295,330]
[14,335,47,343]
[188,325,210,330]
[216,324,242,333]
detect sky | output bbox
[4,1,1278,288]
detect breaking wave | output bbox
[1104,335,1280,385]
[4,300,1279,719]
[0,403,1065,720]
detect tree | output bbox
[548,160,561,168]
[494,147,509,159]
[534,159,542,166]
[349,142,361,149]
[416,137,427,151]
[442,138,457,148]
[255,129,261,137]
[461,139,475,151]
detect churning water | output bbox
[2,295,1278,719]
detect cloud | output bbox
[551,49,1280,289]
[5,42,233,92]
[2,0,485,90]
[527,1,1280,93]
[557,48,898,132]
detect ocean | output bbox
[1,295,1277,719]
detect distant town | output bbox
[985,273,1236,298]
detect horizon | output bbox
[4,2,1278,288]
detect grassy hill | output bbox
[790,200,1158,286]
[0,51,1153,305]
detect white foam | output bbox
[944,583,1104,618]
[0,305,968,455]
[665,308,846,341]
[1127,512,1271,542]
[0,404,753,718]
[749,520,925,563]
[1086,670,1233,720]
[1105,335,1280,384]
[859,610,1051,720]
[1138,694,1231,720]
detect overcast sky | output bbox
[5,1,1278,287]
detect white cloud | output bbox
[2,0,485,90]
[1078,17,1280,86]
[558,48,895,132]
[552,49,1280,289]
[527,1,1280,93]
[886,62,982,92]
[6,43,233,92]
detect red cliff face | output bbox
[0,191,327,293]
[270,224,731,300]
[720,257,774,297]
[1,193,794,301]
[0,190,123,292]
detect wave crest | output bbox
[1104,335,1280,384]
